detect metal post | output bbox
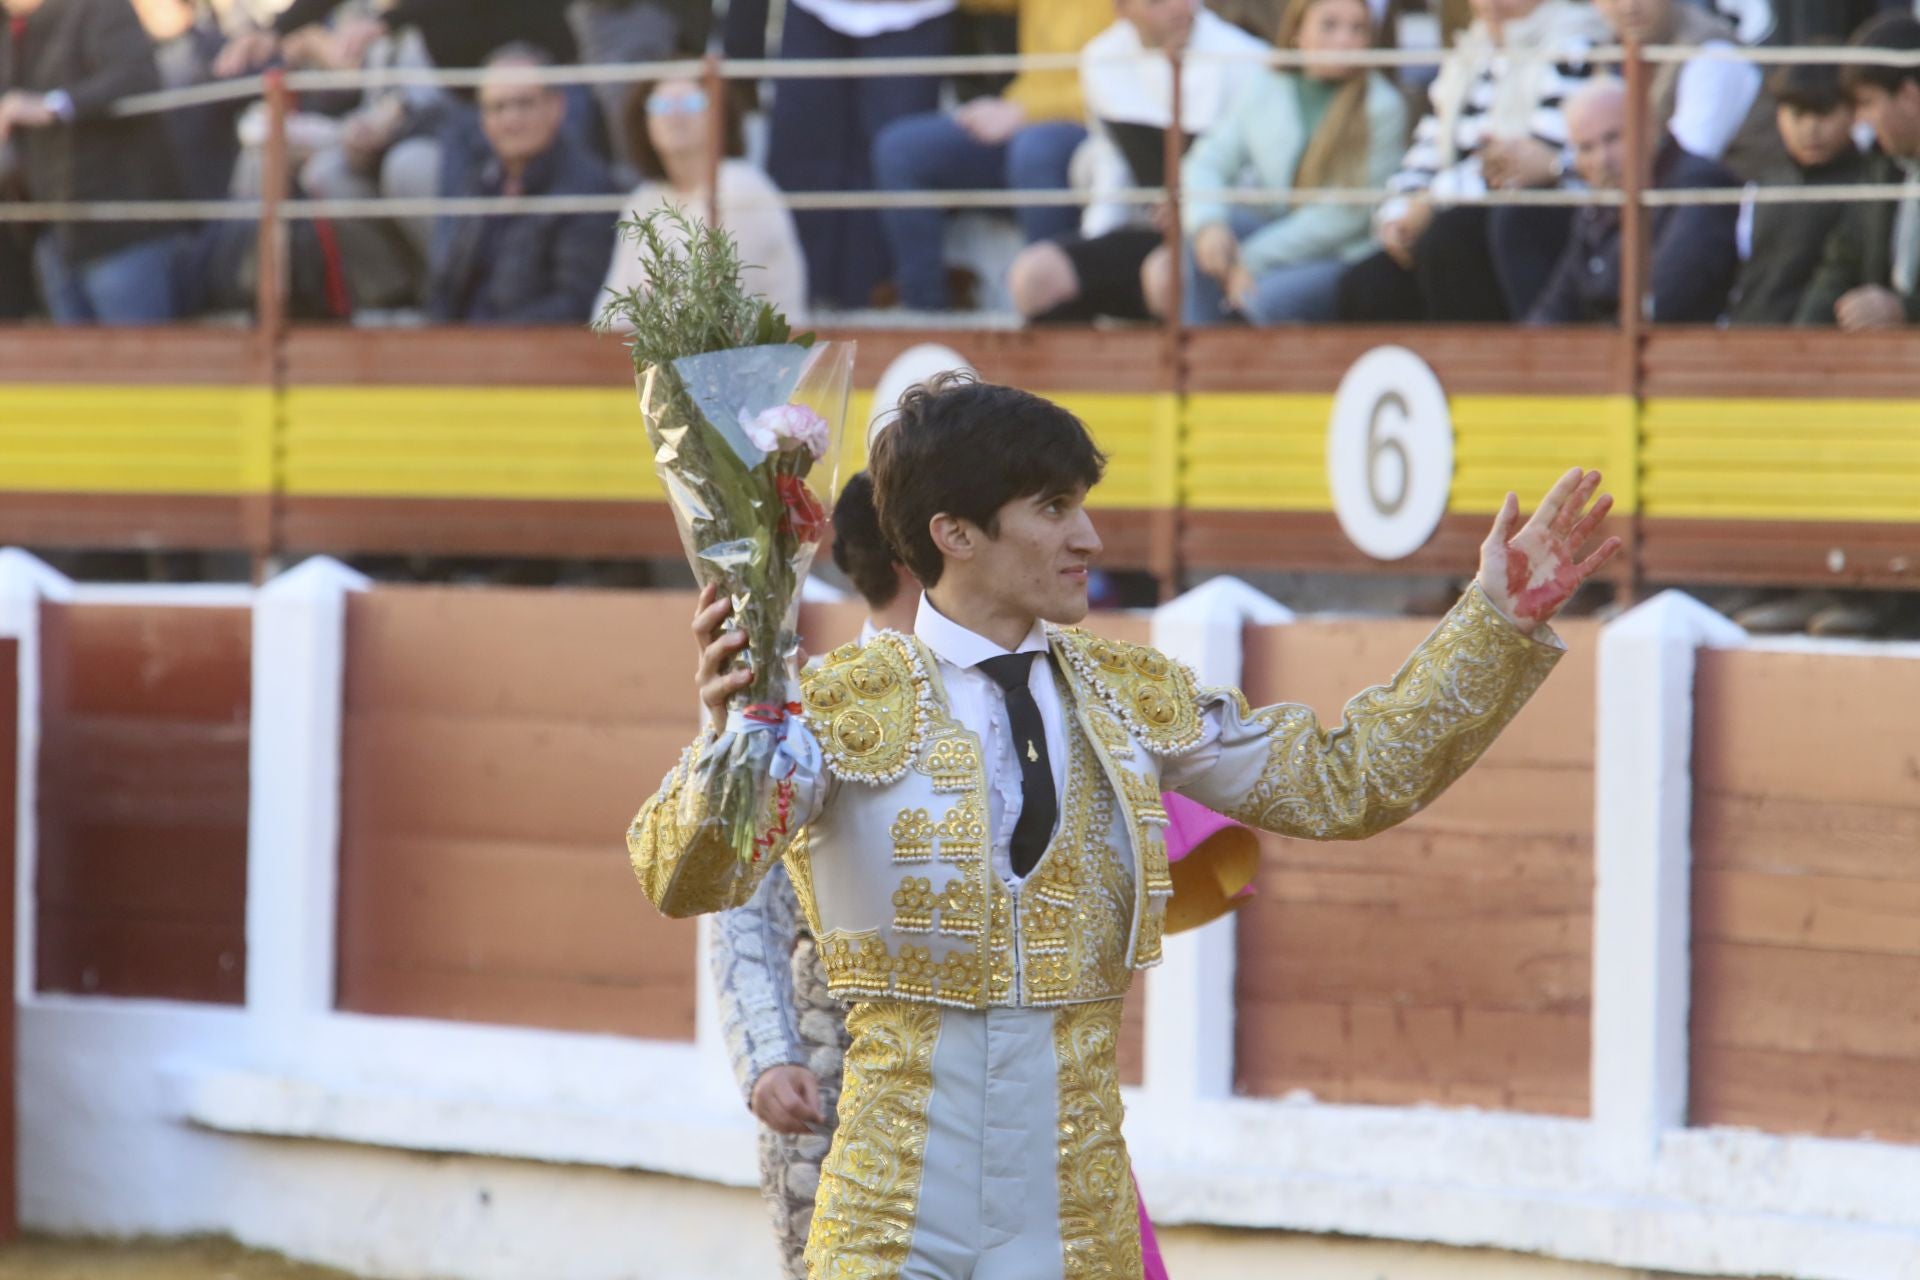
[1153,47,1188,597]
[704,54,726,230]
[1617,42,1650,601]
[255,70,290,354]
[251,70,291,577]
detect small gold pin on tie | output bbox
[1027,740,1039,763]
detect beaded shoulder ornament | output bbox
[1049,627,1208,757]
[800,631,936,784]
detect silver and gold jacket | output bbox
[630,586,1561,1011]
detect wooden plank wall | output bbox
[335,587,705,1038]
[1231,615,1598,1115]
[0,638,16,1241]
[1690,649,1920,1144]
[36,605,250,1003]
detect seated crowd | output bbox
[0,0,1916,330]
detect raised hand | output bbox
[1476,467,1623,632]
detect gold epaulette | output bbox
[800,631,934,784]
[1050,628,1207,757]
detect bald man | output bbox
[1527,76,1740,326]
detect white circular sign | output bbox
[1326,346,1454,561]
[868,344,974,449]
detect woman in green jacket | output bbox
[1169,0,1408,324]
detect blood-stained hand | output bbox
[1476,467,1623,632]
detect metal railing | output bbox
[5,38,1916,340]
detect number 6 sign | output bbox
[1326,345,1454,561]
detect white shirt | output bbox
[1076,10,1271,237]
[912,595,1068,885]
[1667,42,1764,163]
[790,0,956,39]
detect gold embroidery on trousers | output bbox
[1053,1000,1143,1279]
[806,1001,942,1279]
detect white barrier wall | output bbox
[11,553,1920,1280]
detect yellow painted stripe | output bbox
[1,382,1913,529]
[0,386,274,494]
[1642,397,1920,521]
[281,387,663,500]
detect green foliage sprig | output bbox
[597,204,811,376]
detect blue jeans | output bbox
[872,113,1087,309]
[35,234,184,325]
[1182,211,1346,325]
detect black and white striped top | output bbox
[1388,0,1609,204]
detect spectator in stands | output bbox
[294,21,447,308]
[1726,62,1866,324]
[1593,0,1780,181]
[872,0,1111,312]
[1527,77,1738,325]
[0,0,188,324]
[219,0,578,82]
[600,76,807,325]
[145,0,239,203]
[726,0,957,313]
[218,0,604,207]
[1335,0,1608,324]
[1500,0,1778,325]
[571,1,710,174]
[1003,0,1270,324]
[1796,12,1920,329]
[425,44,616,324]
[1165,0,1409,325]
[1742,0,1910,47]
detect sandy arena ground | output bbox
[0,1237,363,1280]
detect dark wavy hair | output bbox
[830,472,902,610]
[1843,13,1920,97]
[869,372,1106,588]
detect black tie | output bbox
[976,652,1058,878]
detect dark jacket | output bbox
[426,133,616,324]
[1727,149,1868,325]
[0,0,183,265]
[274,0,577,70]
[1794,147,1920,326]
[1529,138,1739,326]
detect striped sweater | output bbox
[1387,0,1609,210]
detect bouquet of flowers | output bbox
[600,206,853,864]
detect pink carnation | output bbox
[740,402,830,461]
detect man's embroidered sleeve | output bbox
[1168,584,1564,841]
[626,725,825,917]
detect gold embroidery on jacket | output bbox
[804,633,933,785]
[934,794,985,864]
[1016,721,1137,1004]
[889,807,934,864]
[920,735,980,794]
[1050,628,1206,756]
[806,1001,942,1279]
[785,829,823,938]
[890,877,937,935]
[1053,1000,1143,1279]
